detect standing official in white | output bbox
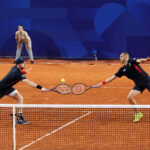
[15,25,34,64]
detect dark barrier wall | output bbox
[0,0,150,59]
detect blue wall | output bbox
[0,0,150,58]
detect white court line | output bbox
[19,111,91,150]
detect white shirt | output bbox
[15,31,31,43]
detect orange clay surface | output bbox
[0,58,150,150]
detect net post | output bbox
[13,106,16,150]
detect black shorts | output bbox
[133,83,150,93]
[0,87,16,99]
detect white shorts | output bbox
[8,90,18,97]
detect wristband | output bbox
[102,81,106,85]
[36,85,43,89]
[21,70,26,74]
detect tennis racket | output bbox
[47,84,71,95]
[72,83,97,95]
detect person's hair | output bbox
[18,25,24,29]
[121,52,130,57]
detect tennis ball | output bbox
[61,78,66,82]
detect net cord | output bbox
[0,104,150,109]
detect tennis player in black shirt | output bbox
[0,58,47,124]
[94,52,150,122]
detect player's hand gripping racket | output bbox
[72,83,97,95]
[47,84,71,95]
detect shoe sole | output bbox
[133,114,143,122]
[16,122,30,125]
[16,121,30,125]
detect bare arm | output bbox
[105,75,117,83]
[22,79,46,92]
[95,75,117,87]
[136,57,150,63]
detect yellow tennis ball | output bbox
[61,78,66,82]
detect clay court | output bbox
[0,59,150,150]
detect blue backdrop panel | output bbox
[0,0,150,58]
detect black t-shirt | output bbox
[0,65,26,89]
[115,58,150,86]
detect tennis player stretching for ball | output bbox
[0,58,46,124]
[95,52,150,122]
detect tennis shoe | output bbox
[31,61,34,64]
[16,118,29,125]
[133,112,143,122]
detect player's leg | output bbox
[127,89,141,111]
[8,88,29,124]
[127,86,144,122]
[25,41,34,64]
[8,89,23,113]
[15,43,23,60]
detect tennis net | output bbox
[0,104,150,150]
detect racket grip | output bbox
[46,89,50,92]
[91,86,98,88]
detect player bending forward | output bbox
[95,52,150,122]
[15,25,34,64]
[0,58,47,124]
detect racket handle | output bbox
[91,86,98,88]
[46,89,51,92]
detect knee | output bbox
[127,95,137,105]
[127,95,133,103]
[15,93,23,104]
[18,95,23,104]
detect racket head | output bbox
[72,83,90,95]
[52,84,71,95]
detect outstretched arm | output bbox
[136,57,150,63]
[22,79,47,92]
[94,75,117,87]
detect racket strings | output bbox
[56,85,71,94]
[72,84,86,95]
